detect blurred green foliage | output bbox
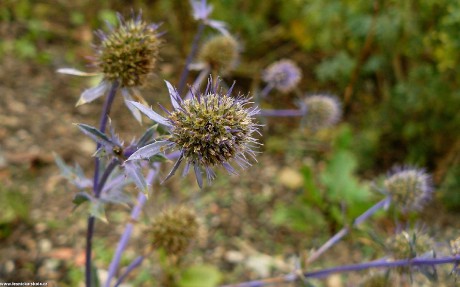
[272,125,372,233]
[0,186,29,239]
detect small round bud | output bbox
[96,13,161,87]
[262,59,302,93]
[198,35,239,73]
[150,205,200,256]
[383,167,433,213]
[385,228,433,260]
[302,95,341,131]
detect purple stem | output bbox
[307,197,390,264]
[184,67,210,100]
[259,109,305,117]
[104,168,158,287]
[259,84,273,99]
[86,81,119,287]
[222,255,460,287]
[114,256,145,287]
[177,22,205,96]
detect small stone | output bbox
[225,250,245,263]
[278,167,304,189]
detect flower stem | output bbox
[307,197,390,264]
[184,66,210,100]
[178,22,205,96]
[221,255,460,287]
[114,256,145,287]
[86,81,119,287]
[259,109,305,117]
[104,168,159,287]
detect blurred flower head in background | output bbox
[385,226,433,260]
[383,167,433,213]
[150,205,200,256]
[301,94,341,131]
[262,59,302,93]
[198,35,239,74]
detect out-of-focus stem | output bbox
[184,67,210,100]
[221,255,460,287]
[307,197,391,264]
[114,256,145,287]
[259,84,273,99]
[178,22,205,96]
[259,109,305,117]
[86,81,119,287]
[104,168,158,287]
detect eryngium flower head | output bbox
[150,205,200,256]
[198,35,239,74]
[95,12,161,88]
[384,167,433,213]
[57,11,161,122]
[385,228,433,260]
[128,77,261,188]
[262,59,302,93]
[301,94,341,131]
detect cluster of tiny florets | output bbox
[96,16,160,87]
[262,59,302,93]
[302,95,341,131]
[383,167,432,213]
[385,229,433,260]
[168,93,255,168]
[199,35,239,73]
[450,236,460,256]
[150,205,200,256]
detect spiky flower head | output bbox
[150,205,200,256]
[383,167,433,213]
[95,12,161,88]
[301,94,341,131]
[127,77,261,188]
[57,11,161,122]
[262,59,302,93]
[198,35,239,74]
[385,227,433,261]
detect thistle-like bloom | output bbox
[58,11,161,122]
[385,227,433,260]
[301,94,341,131]
[190,0,229,35]
[383,167,433,213]
[127,77,260,188]
[262,59,302,93]
[198,35,239,74]
[150,205,200,256]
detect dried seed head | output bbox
[302,95,341,131]
[96,13,161,87]
[451,236,460,256]
[262,59,302,93]
[150,205,200,256]
[384,167,433,213]
[198,35,239,73]
[386,228,433,260]
[168,92,257,169]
